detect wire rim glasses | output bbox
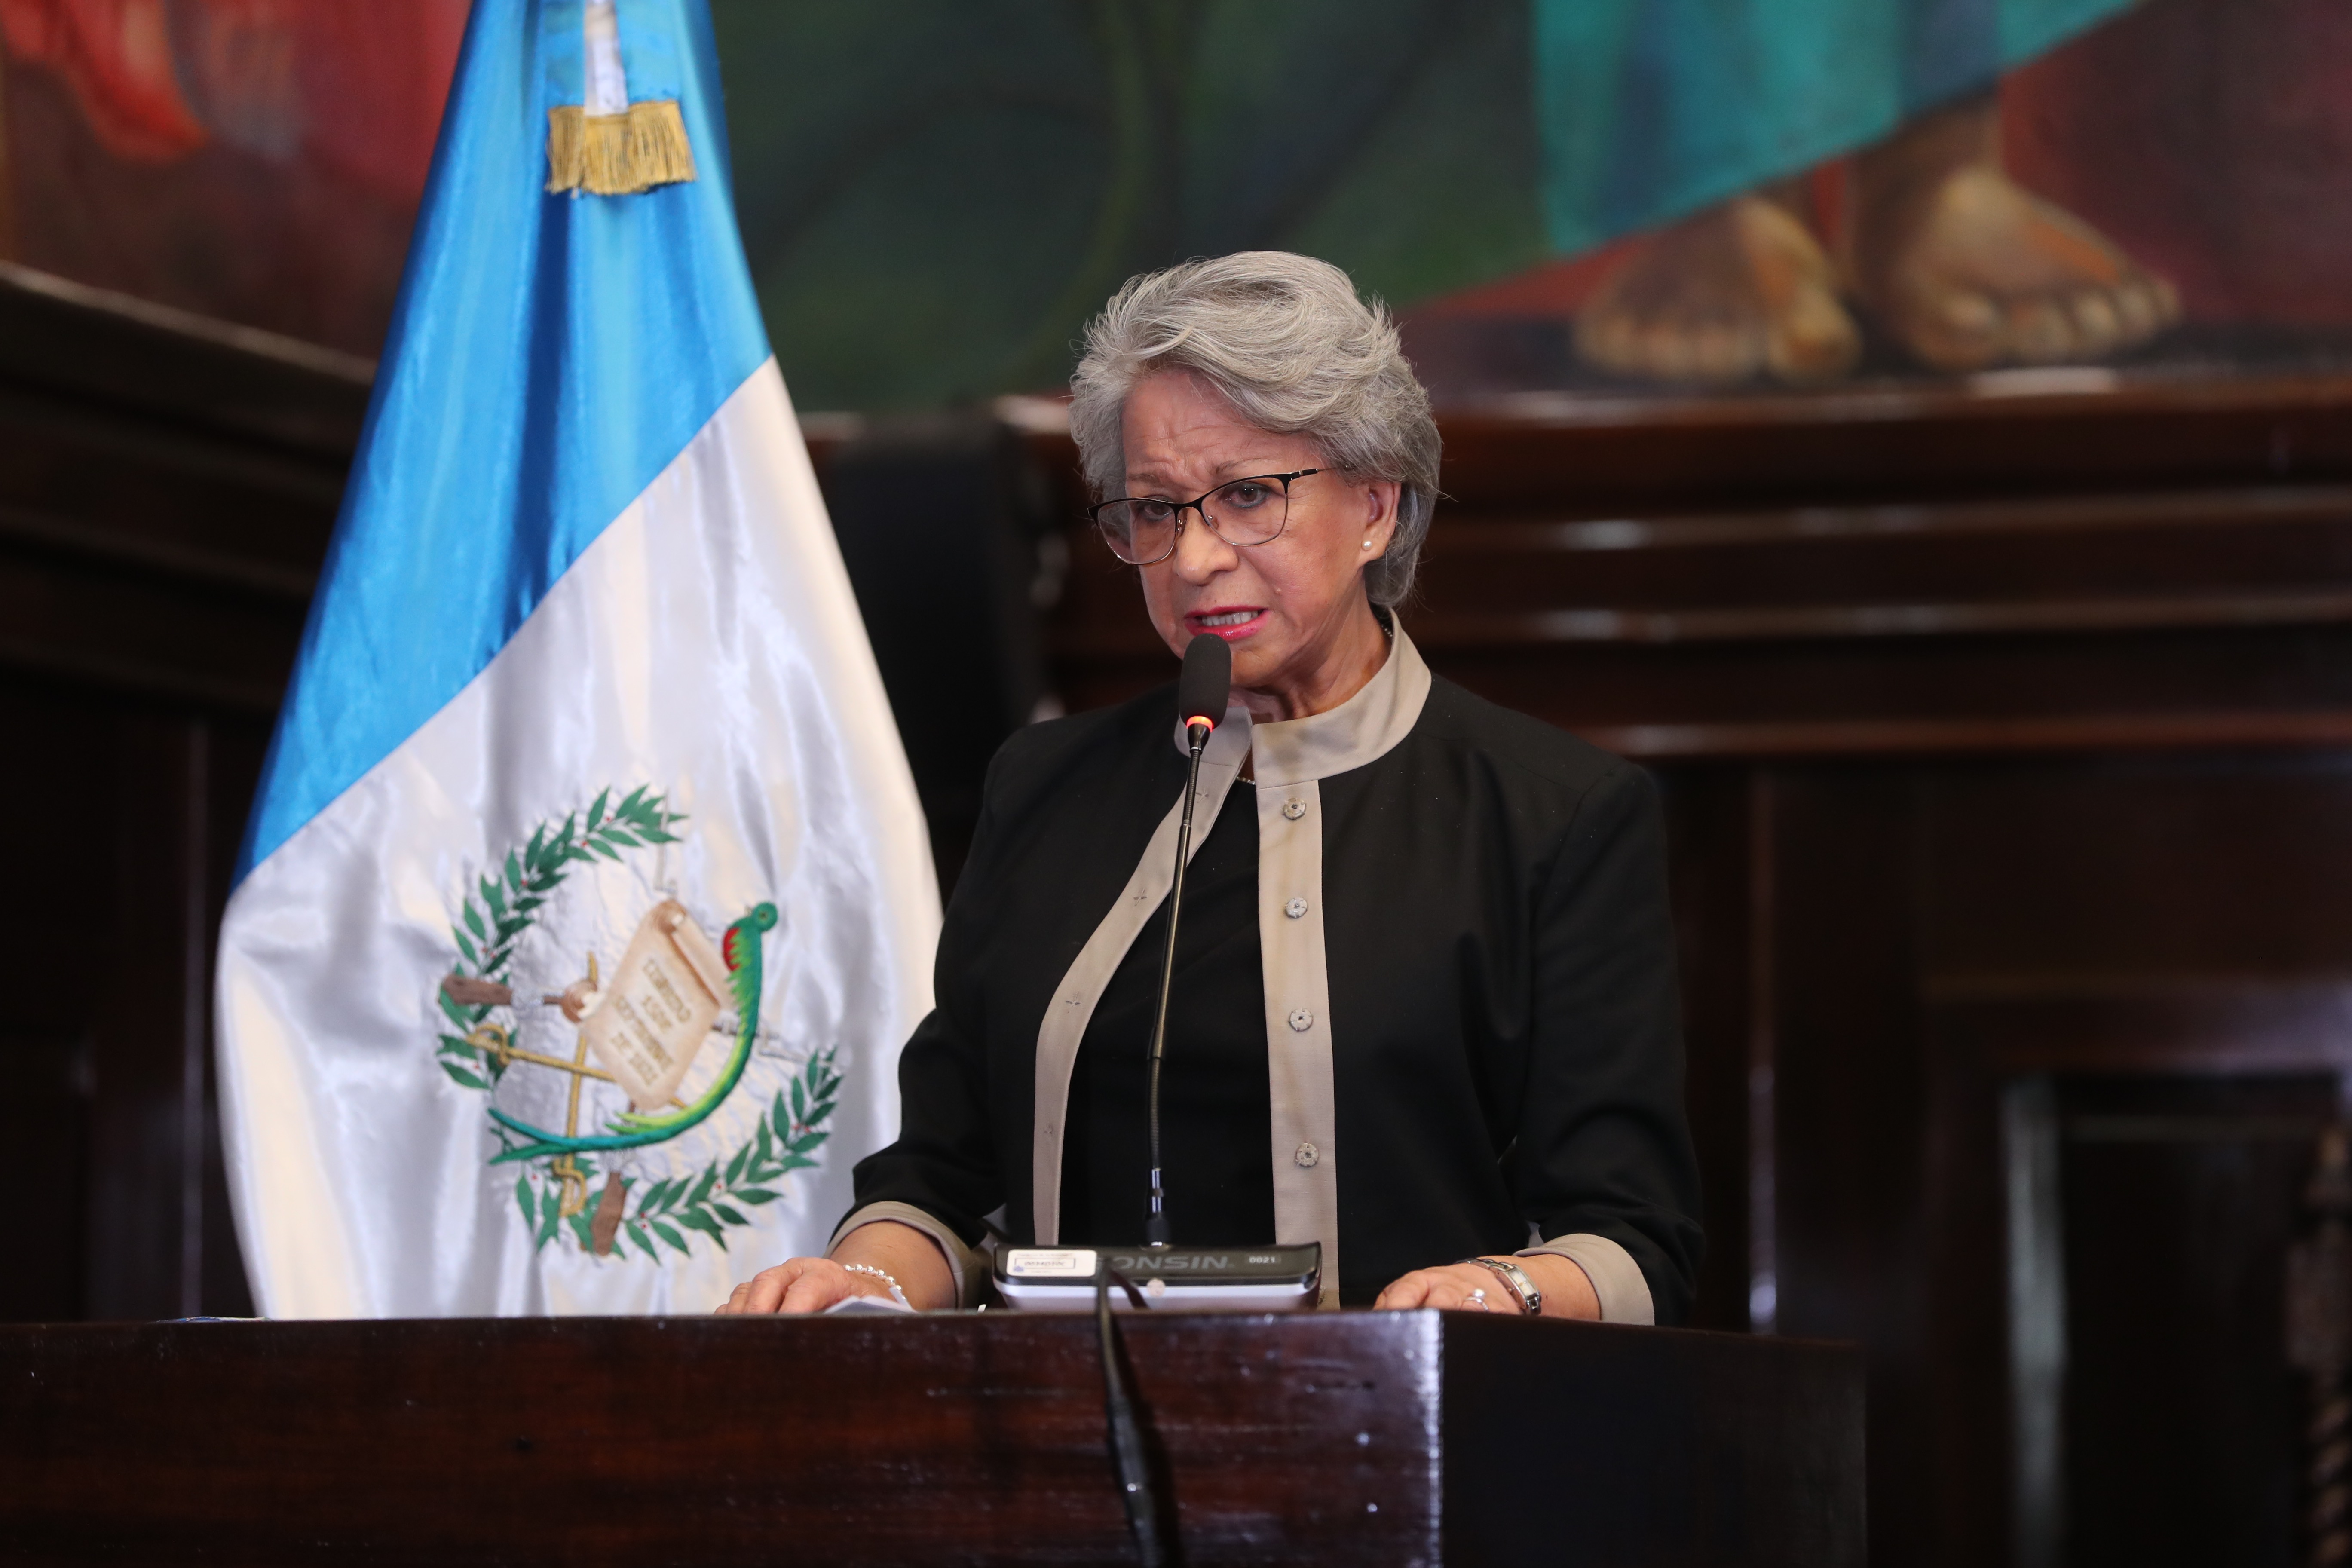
[1088,469,1323,566]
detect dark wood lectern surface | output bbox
[0,1310,1858,1567]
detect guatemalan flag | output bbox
[214,0,940,1318]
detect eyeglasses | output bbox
[1088,469,1323,566]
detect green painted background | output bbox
[708,0,1547,412]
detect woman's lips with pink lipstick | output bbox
[1185,606,1266,640]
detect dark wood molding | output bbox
[0,263,371,460]
[1435,484,2352,553]
[0,500,317,602]
[1932,978,2352,1077]
[1433,373,2352,508]
[1576,711,2352,760]
[1359,591,2352,646]
[1745,770,1779,1335]
[0,262,373,458]
[0,268,363,716]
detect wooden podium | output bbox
[0,1311,1860,1566]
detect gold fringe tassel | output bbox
[545,100,696,196]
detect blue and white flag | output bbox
[215,0,939,1318]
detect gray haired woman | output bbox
[723,251,1702,1320]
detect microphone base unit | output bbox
[995,1243,1321,1311]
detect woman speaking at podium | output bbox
[720,252,1702,1321]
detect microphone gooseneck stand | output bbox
[1104,722,1209,1568]
[1098,630,1228,1568]
[1142,713,1213,1248]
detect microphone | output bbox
[1144,633,1229,1245]
[1175,629,1231,753]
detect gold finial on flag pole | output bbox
[546,0,695,196]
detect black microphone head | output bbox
[1176,633,1232,731]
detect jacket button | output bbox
[1282,799,1307,820]
[1288,1008,1313,1032]
[1285,897,1308,919]
[1295,1142,1319,1168]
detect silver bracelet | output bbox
[841,1262,911,1308]
[1457,1256,1542,1316]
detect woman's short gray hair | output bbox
[1068,251,1441,607]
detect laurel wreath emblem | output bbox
[433,786,839,1259]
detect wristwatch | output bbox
[1457,1256,1543,1316]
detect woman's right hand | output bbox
[717,1256,877,1315]
[715,1221,959,1315]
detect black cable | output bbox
[1096,1266,1167,1565]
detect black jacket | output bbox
[846,635,1703,1317]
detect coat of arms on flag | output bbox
[213,0,939,1320]
[433,785,842,1264]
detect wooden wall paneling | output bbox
[2053,1074,2327,1568]
[1044,510,1164,714]
[1997,1074,2065,1568]
[0,267,355,1321]
[0,386,334,714]
[1431,377,2352,512]
[1051,499,2352,765]
[1933,989,2352,1568]
[0,683,108,1321]
[1654,764,1758,1335]
[0,263,372,456]
[1918,753,2352,1568]
[0,1038,89,1321]
[0,379,347,573]
[85,713,206,1321]
[1423,630,2352,760]
[1414,491,2352,634]
[815,415,1063,892]
[1746,769,1777,1338]
[1923,755,2352,988]
[1769,767,1934,1568]
[1920,956,2029,1568]
[173,718,208,1319]
[202,724,267,1318]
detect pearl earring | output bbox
[1361,540,1372,549]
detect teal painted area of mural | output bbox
[707,0,1546,412]
[1531,0,2136,256]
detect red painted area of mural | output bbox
[0,0,206,161]
[2003,0,2352,328]
[0,0,466,355]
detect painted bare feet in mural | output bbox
[1851,95,2179,372]
[1575,191,1861,386]
[1574,94,2178,383]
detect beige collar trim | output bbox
[1245,626,1431,787]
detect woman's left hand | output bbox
[1374,1262,1530,1314]
[1373,1254,1601,1318]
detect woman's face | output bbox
[1121,370,1398,700]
